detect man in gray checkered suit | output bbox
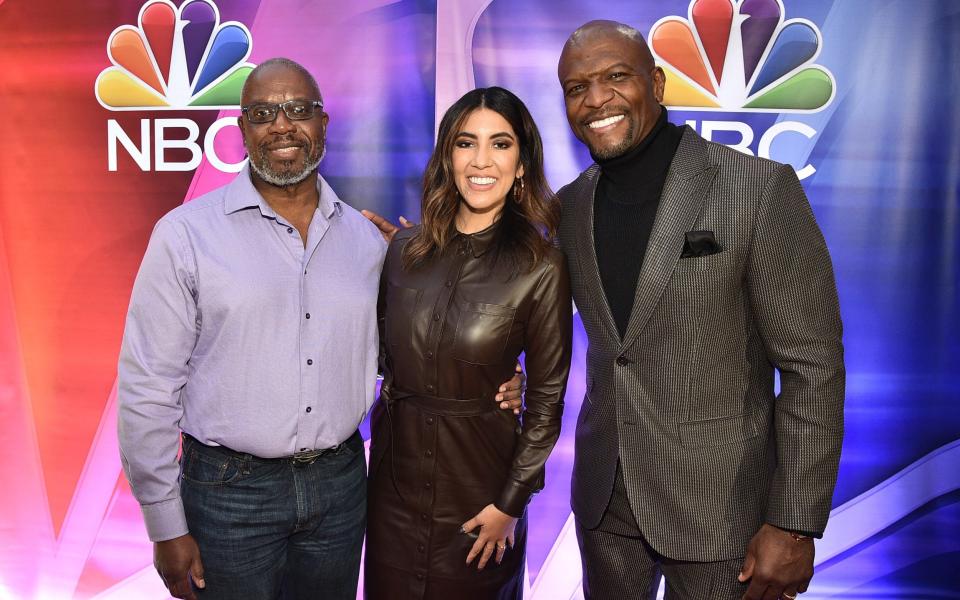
[556,21,844,600]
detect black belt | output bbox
[182,430,359,466]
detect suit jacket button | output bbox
[616,356,629,366]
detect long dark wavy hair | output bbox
[402,87,560,273]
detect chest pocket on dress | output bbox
[385,283,422,350]
[451,301,516,365]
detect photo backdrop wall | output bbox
[1,0,957,598]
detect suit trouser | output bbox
[575,464,748,600]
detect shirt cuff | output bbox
[140,498,189,542]
[495,480,534,518]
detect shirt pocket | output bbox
[385,283,422,350]
[451,301,516,365]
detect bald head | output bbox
[560,20,655,78]
[237,57,328,190]
[557,20,665,160]
[241,57,322,106]
[567,19,642,44]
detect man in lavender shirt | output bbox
[120,58,523,600]
[118,58,528,600]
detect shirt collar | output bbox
[455,220,498,258]
[223,164,343,219]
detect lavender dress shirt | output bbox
[118,166,387,541]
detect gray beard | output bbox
[249,146,326,187]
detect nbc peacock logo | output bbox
[95,0,255,110]
[650,0,835,112]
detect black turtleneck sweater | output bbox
[593,107,683,339]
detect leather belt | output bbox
[182,431,358,466]
[385,386,496,417]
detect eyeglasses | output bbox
[241,100,324,124]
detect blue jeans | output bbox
[180,431,366,600]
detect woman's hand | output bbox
[461,504,518,570]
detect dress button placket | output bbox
[413,409,439,598]
[410,240,470,598]
[423,241,469,396]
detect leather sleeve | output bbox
[496,253,573,516]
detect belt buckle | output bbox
[291,448,324,465]
[291,441,344,465]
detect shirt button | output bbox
[287,227,294,234]
[445,280,452,287]
[424,482,432,489]
[305,407,312,413]
[416,573,424,581]
[433,313,440,321]
[426,417,434,425]
[616,356,629,366]
[426,385,434,393]
[425,449,433,457]
[300,447,308,452]
[305,313,311,319]
[417,544,425,553]
[426,351,433,359]
[420,513,428,521]
[307,359,314,365]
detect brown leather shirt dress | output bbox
[365,224,572,599]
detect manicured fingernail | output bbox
[499,385,505,392]
[500,402,508,409]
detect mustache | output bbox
[259,136,309,151]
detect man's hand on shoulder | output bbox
[495,363,526,415]
[155,533,205,600]
[360,209,413,243]
[739,523,814,600]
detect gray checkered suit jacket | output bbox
[559,127,844,562]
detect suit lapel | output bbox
[571,165,620,343]
[619,128,717,352]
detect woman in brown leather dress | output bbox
[365,87,572,599]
